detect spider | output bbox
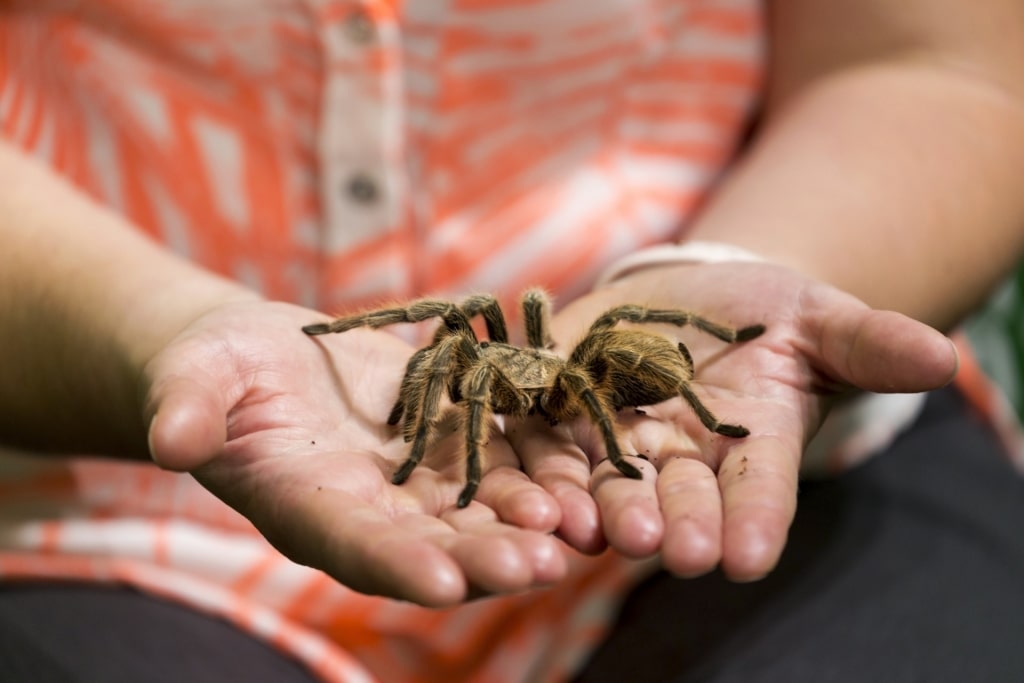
[303,289,765,508]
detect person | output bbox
[1,1,1023,681]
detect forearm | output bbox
[0,141,254,456]
[686,2,1024,331]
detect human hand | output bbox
[509,262,958,581]
[142,300,566,606]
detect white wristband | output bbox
[595,240,765,286]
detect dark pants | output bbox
[576,387,1024,683]
[3,388,1023,682]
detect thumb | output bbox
[146,375,227,471]
[817,309,959,393]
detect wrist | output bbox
[69,264,257,460]
[0,143,259,456]
[112,267,260,449]
[111,264,259,377]
[596,240,767,287]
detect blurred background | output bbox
[966,264,1024,421]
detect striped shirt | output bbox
[0,2,765,680]
[2,2,1019,682]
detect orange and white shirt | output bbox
[0,2,765,681]
[3,2,1021,682]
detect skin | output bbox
[0,146,566,607]
[524,263,958,580]
[519,0,1024,580]
[1,0,1023,604]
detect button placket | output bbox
[318,3,395,255]
[341,7,384,214]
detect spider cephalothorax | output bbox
[303,289,765,508]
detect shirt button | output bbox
[346,173,380,204]
[344,9,376,45]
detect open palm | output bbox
[141,300,566,606]
[514,262,958,581]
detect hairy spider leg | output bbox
[302,299,475,336]
[387,346,431,427]
[390,297,509,427]
[459,294,510,343]
[397,344,449,443]
[677,342,749,437]
[456,358,529,507]
[678,384,749,438]
[457,363,494,507]
[550,369,643,480]
[588,304,765,343]
[676,340,695,376]
[392,335,465,486]
[304,300,480,430]
[522,288,555,349]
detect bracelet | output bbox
[595,240,766,286]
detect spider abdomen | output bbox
[577,329,692,409]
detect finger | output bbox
[717,435,800,581]
[474,465,562,533]
[441,504,569,589]
[263,487,470,607]
[656,456,723,577]
[591,455,663,558]
[268,468,565,600]
[814,306,958,393]
[392,428,563,531]
[506,417,606,554]
[610,403,724,572]
[147,375,227,471]
[550,481,607,556]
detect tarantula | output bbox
[303,290,765,508]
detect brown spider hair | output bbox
[304,290,764,507]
